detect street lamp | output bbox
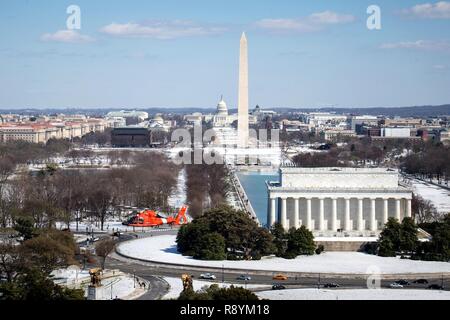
[133,269,136,288]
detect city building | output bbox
[350,115,379,131]
[111,127,151,147]
[439,130,450,145]
[106,110,149,122]
[381,127,411,138]
[251,105,276,121]
[278,120,311,132]
[267,167,413,235]
[384,118,423,128]
[302,112,348,129]
[323,129,357,141]
[0,118,110,143]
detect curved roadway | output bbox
[101,230,450,300]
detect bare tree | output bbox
[95,238,116,270]
[0,240,20,282]
[412,194,439,223]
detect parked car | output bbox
[389,283,403,288]
[323,283,340,288]
[395,279,410,286]
[272,284,286,290]
[236,275,251,281]
[427,284,444,290]
[272,274,288,281]
[413,279,429,284]
[200,273,216,280]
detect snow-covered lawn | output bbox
[257,288,450,300]
[116,235,450,275]
[168,168,187,208]
[162,277,268,300]
[57,219,175,233]
[51,268,142,300]
[410,179,450,214]
[96,275,136,300]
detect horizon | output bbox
[1,0,450,109]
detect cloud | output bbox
[433,64,448,69]
[100,20,226,39]
[402,1,450,19]
[254,11,355,34]
[41,30,94,43]
[380,40,450,52]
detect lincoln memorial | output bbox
[266,167,413,235]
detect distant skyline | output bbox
[1,0,450,109]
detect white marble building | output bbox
[267,167,413,235]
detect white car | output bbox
[389,283,403,288]
[200,273,216,280]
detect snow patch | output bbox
[117,235,450,274]
[257,288,450,300]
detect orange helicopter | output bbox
[123,206,189,227]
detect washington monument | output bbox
[238,32,249,148]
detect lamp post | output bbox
[133,269,136,288]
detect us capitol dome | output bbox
[216,96,228,116]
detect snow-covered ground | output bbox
[168,167,187,208]
[409,179,450,214]
[117,235,450,274]
[51,268,143,300]
[257,288,450,300]
[162,277,268,300]
[57,166,187,234]
[58,219,174,233]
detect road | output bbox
[81,229,448,300]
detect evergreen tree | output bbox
[176,205,274,260]
[13,218,35,241]
[177,284,258,301]
[270,223,288,257]
[378,237,395,257]
[285,226,316,257]
[400,217,419,254]
[195,232,226,260]
[378,218,401,256]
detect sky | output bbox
[0,0,450,109]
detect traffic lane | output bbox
[105,255,450,292]
[106,256,373,288]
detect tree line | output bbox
[377,214,450,261]
[177,205,318,261]
[0,151,179,231]
[402,143,450,181]
[185,160,231,218]
[0,222,84,300]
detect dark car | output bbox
[272,284,286,290]
[413,279,429,284]
[427,284,444,290]
[323,283,340,288]
[395,280,410,286]
[112,231,122,237]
